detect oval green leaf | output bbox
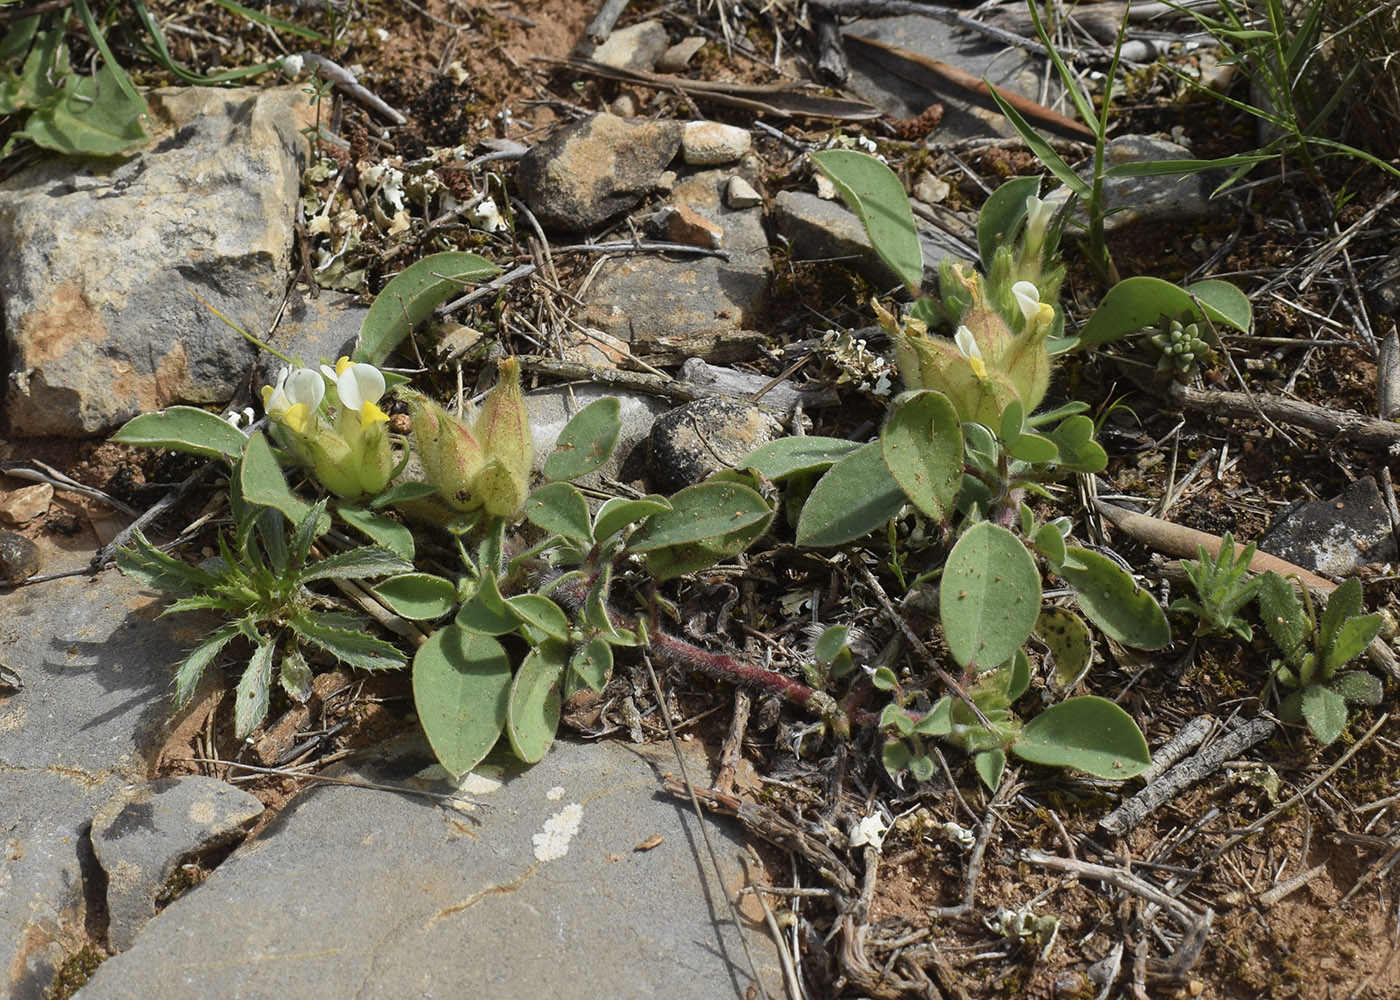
[412,626,512,778]
[593,495,671,543]
[543,397,621,482]
[881,390,963,523]
[809,149,923,291]
[1035,606,1094,691]
[626,482,771,552]
[941,522,1041,670]
[338,505,415,561]
[355,251,502,365]
[371,573,457,620]
[570,637,613,693]
[796,440,907,547]
[1076,276,1252,348]
[1059,547,1171,650]
[525,482,594,543]
[507,640,567,764]
[111,406,248,460]
[977,175,1042,273]
[741,436,862,480]
[1013,696,1151,779]
[505,593,571,641]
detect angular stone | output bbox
[91,776,264,952]
[579,171,771,364]
[73,738,784,1000]
[1258,476,1397,577]
[725,176,763,209]
[0,86,315,436]
[255,289,365,390]
[773,190,974,292]
[514,114,683,232]
[652,205,724,249]
[589,20,669,71]
[648,397,785,492]
[0,483,54,526]
[657,36,707,73]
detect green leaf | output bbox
[1059,547,1170,649]
[240,432,317,528]
[1258,572,1311,666]
[986,87,1090,198]
[1008,648,1032,701]
[1301,684,1348,745]
[291,613,407,672]
[815,625,849,666]
[355,252,502,366]
[1076,276,1253,348]
[234,636,276,739]
[542,397,621,482]
[337,505,414,562]
[908,754,935,782]
[525,482,594,543]
[645,511,772,582]
[506,640,567,764]
[455,571,520,636]
[882,738,913,775]
[795,440,907,547]
[809,149,923,291]
[1045,416,1107,474]
[173,623,241,707]
[974,749,1007,791]
[881,390,963,522]
[369,482,439,509]
[1318,578,1376,672]
[370,573,458,620]
[412,626,512,778]
[117,530,223,597]
[111,406,248,460]
[505,594,571,641]
[297,546,413,583]
[592,495,672,543]
[1008,432,1059,464]
[1036,606,1094,691]
[1012,696,1151,778]
[941,523,1041,670]
[627,482,772,551]
[741,436,862,480]
[570,637,613,693]
[977,176,1042,273]
[1032,521,1067,570]
[1331,670,1383,706]
[912,698,952,736]
[15,60,147,157]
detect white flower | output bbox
[1025,195,1055,241]
[261,367,324,434]
[280,54,304,78]
[1011,281,1055,337]
[323,357,389,429]
[954,325,988,379]
[850,813,888,850]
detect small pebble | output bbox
[651,205,723,250]
[656,36,706,73]
[0,531,41,584]
[725,176,763,209]
[681,121,751,166]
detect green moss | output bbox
[46,945,106,1000]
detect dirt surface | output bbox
[5,1,1400,998]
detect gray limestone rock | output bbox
[1042,135,1213,229]
[648,396,785,492]
[255,289,367,389]
[578,170,771,364]
[0,556,221,1000]
[91,776,264,952]
[514,113,683,232]
[773,189,974,292]
[1257,476,1397,577]
[0,85,314,437]
[73,737,784,1000]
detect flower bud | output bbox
[407,393,486,512]
[474,357,533,517]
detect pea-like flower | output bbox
[1011,281,1055,339]
[954,325,988,379]
[261,367,324,434]
[322,357,390,430]
[1022,195,1055,262]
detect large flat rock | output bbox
[1,558,212,1000]
[75,737,783,1000]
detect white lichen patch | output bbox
[545,785,566,801]
[532,803,583,862]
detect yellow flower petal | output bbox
[360,401,390,429]
[283,402,311,434]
